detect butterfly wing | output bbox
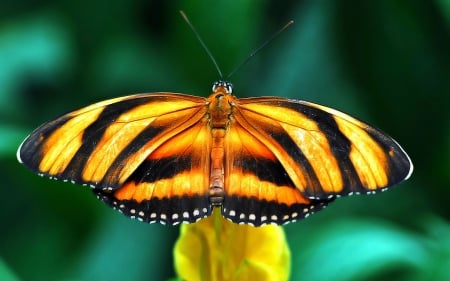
[18,90,413,226]
[232,97,413,201]
[222,118,332,226]
[95,117,214,225]
[18,93,213,224]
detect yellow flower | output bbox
[174,209,291,281]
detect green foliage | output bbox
[1,0,449,280]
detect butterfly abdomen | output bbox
[209,128,226,206]
[207,84,235,206]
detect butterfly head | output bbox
[212,80,233,94]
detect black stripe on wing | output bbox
[131,156,193,183]
[239,155,296,188]
[286,103,362,197]
[61,98,155,181]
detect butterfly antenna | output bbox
[179,10,223,79]
[226,20,294,79]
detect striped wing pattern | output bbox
[18,93,214,224]
[96,119,214,225]
[234,98,412,198]
[18,84,413,226]
[222,119,331,225]
[218,97,411,225]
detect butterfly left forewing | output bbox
[234,97,412,200]
[18,93,207,190]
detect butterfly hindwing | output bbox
[95,119,213,225]
[222,119,332,226]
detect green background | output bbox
[1,1,449,280]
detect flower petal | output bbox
[174,210,291,281]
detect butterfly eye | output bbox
[225,83,233,94]
[212,80,233,94]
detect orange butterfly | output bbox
[17,80,413,226]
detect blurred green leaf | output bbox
[71,216,177,281]
[437,0,450,25]
[0,11,73,117]
[0,259,20,281]
[289,218,426,281]
[0,125,26,157]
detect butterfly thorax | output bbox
[207,81,235,206]
[208,81,235,128]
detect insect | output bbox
[17,13,413,227]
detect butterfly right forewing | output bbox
[234,97,412,200]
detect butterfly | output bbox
[17,79,413,226]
